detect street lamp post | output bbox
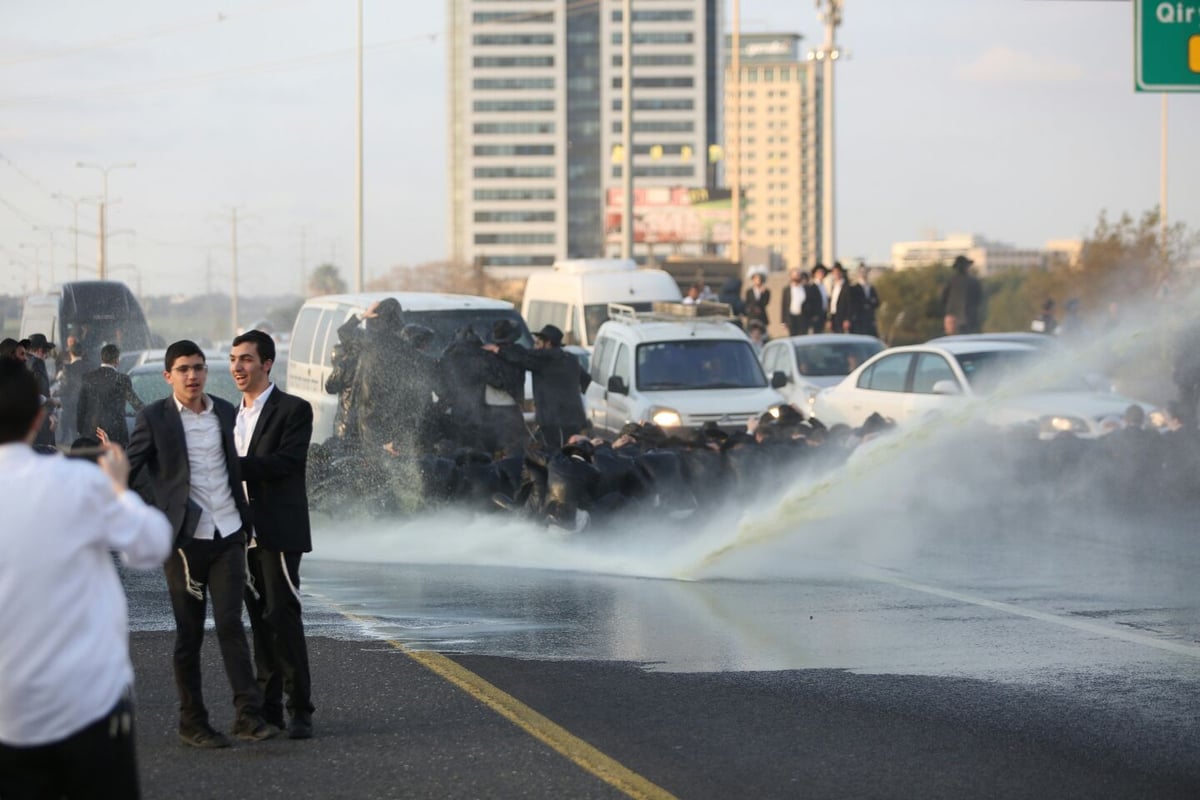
[18,242,44,291]
[30,227,59,286]
[811,1,844,267]
[52,193,100,281]
[75,161,136,279]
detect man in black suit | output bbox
[26,333,56,447]
[127,340,279,749]
[829,263,865,334]
[229,330,316,740]
[77,344,143,447]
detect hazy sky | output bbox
[1,0,1195,298]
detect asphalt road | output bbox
[125,499,1200,799]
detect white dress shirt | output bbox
[0,443,171,745]
[235,384,274,537]
[174,394,243,540]
[789,284,803,316]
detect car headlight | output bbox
[1039,414,1088,437]
[648,407,682,428]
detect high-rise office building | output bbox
[448,0,723,279]
[725,33,822,272]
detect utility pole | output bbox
[730,0,741,265]
[230,208,241,338]
[813,1,843,267]
[355,0,365,292]
[76,161,135,279]
[620,0,634,260]
[300,225,310,297]
[51,193,98,281]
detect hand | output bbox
[98,443,130,494]
[482,343,500,353]
[95,427,110,445]
[361,300,381,320]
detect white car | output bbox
[811,340,1159,438]
[760,334,886,415]
[584,303,785,437]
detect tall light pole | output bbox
[30,226,59,285]
[620,0,634,260]
[812,1,843,267]
[730,0,742,265]
[51,193,99,281]
[355,0,364,292]
[18,242,44,291]
[76,161,136,280]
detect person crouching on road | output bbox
[0,357,172,799]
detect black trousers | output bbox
[164,532,263,732]
[0,693,139,800]
[245,547,314,725]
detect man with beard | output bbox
[479,319,529,457]
[485,324,589,450]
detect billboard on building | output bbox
[604,187,735,248]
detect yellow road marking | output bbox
[335,608,677,800]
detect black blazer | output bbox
[239,388,313,553]
[77,365,143,446]
[127,395,250,545]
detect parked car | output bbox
[123,361,243,437]
[760,333,886,415]
[810,340,1160,438]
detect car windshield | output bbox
[952,349,1091,394]
[128,366,242,410]
[637,340,767,391]
[792,341,885,377]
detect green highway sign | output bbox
[1135,0,1200,91]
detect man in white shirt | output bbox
[127,340,280,748]
[0,357,172,798]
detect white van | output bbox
[287,291,532,444]
[521,258,682,350]
[584,303,785,437]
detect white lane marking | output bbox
[871,572,1200,660]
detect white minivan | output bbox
[584,303,785,438]
[287,291,532,444]
[521,258,682,350]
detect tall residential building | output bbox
[724,32,822,273]
[448,0,722,280]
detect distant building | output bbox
[890,233,1078,275]
[447,0,723,279]
[723,33,822,273]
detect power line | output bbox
[0,0,308,68]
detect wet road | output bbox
[127,496,1200,798]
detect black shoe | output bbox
[288,714,313,740]
[179,725,232,749]
[230,716,282,742]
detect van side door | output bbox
[585,335,614,434]
[604,343,635,433]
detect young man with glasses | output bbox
[127,340,280,748]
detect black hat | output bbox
[490,319,520,344]
[533,324,564,347]
[951,255,973,272]
[28,333,55,351]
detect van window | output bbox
[291,306,323,365]
[591,336,613,383]
[611,343,632,387]
[526,300,569,334]
[310,310,336,369]
[316,308,352,368]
